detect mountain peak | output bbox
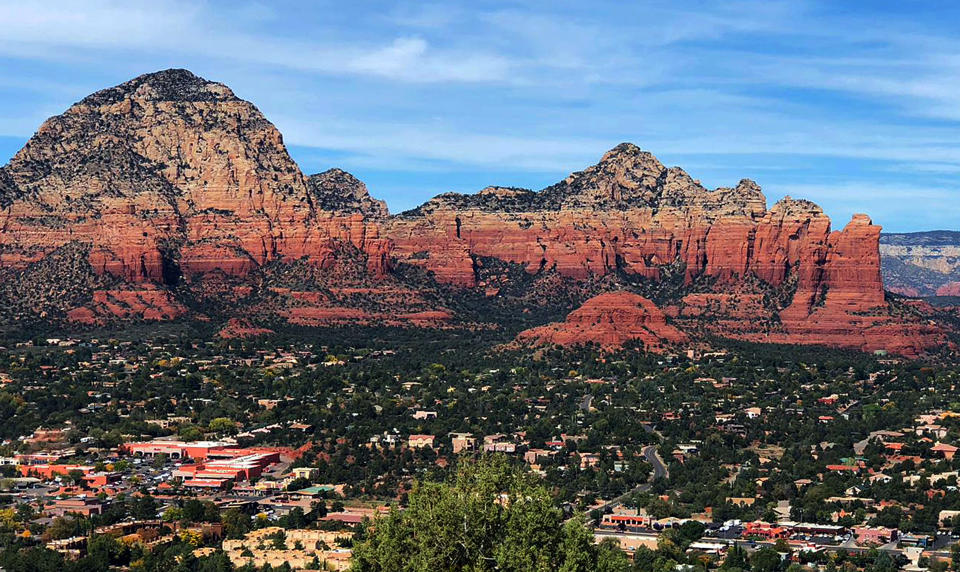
[770,196,824,217]
[79,69,237,106]
[600,142,643,159]
[600,142,659,164]
[307,169,389,218]
[540,143,666,209]
[847,213,874,227]
[6,67,305,217]
[410,143,767,217]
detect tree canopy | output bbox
[351,455,629,572]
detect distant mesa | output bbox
[880,231,960,297]
[938,282,960,297]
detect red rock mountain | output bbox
[389,145,945,355]
[0,70,387,290]
[0,69,950,356]
[516,292,687,352]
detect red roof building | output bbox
[931,443,958,460]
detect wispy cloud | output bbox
[0,0,958,229]
[0,0,513,83]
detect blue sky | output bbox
[1,1,959,231]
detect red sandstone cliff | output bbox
[0,69,389,286]
[387,144,946,355]
[387,147,862,299]
[0,70,949,355]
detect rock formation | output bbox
[0,69,389,292]
[389,145,861,300]
[516,292,687,352]
[388,144,945,355]
[217,318,275,339]
[0,69,950,356]
[308,169,389,218]
[880,231,960,297]
[937,282,960,297]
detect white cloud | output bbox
[1,0,959,229]
[274,113,614,172]
[0,0,513,83]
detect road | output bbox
[596,444,669,513]
[641,423,664,441]
[580,394,594,412]
[645,444,669,481]
[853,429,889,456]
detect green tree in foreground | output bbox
[351,455,629,572]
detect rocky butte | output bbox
[515,292,688,353]
[0,69,950,356]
